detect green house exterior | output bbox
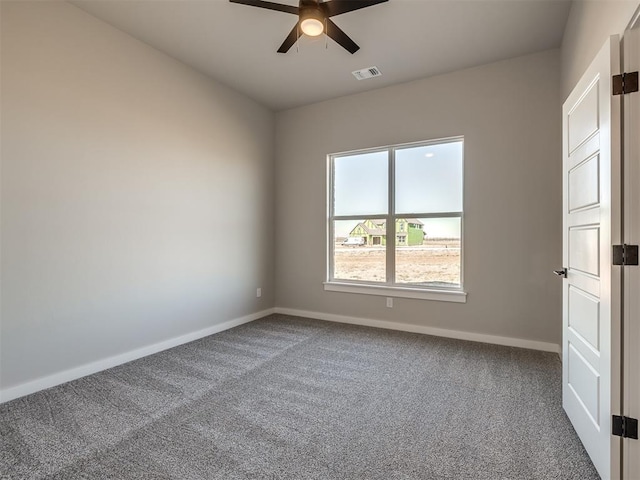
[348,218,424,246]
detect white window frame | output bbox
[325,137,467,303]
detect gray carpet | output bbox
[1,314,599,479]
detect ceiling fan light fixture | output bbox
[300,10,324,37]
[300,17,324,37]
[300,18,324,36]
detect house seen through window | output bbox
[328,137,463,290]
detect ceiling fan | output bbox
[229,0,388,54]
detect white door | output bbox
[623,12,640,480]
[562,35,622,480]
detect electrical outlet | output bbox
[386,297,393,308]
[256,288,262,298]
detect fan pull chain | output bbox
[296,23,300,53]
[324,17,328,49]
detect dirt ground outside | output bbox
[334,239,461,286]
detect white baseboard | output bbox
[1,306,560,404]
[274,307,561,354]
[0,308,275,404]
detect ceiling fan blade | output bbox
[322,0,388,17]
[277,23,302,53]
[325,19,359,54]
[229,0,298,15]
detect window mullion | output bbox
[394,212,463,219]
[332,214,388,221]
[328,156,335,282]
[387,148,395,286]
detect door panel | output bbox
[568,286,600,350]
[562,35,621,480]
[569,155,600,211]
[568,344,601,425]
[568,83,600,153]
[569,227,600,275]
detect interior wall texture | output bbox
[275,49,562,345]
[0,1,275,390]
[561,0,640,100]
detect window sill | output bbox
[323,282,467,303]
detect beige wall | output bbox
[1,2,275,390]
[561,0,639,99]
[275,50,563,345]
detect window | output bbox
[326,137,465,302]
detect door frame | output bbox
[622,6,640,478]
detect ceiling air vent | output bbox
[352,66,382,80]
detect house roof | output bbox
[365,228,386,236]
[403,218,424,225]
[353,222,384,236]
[350,218,423,236]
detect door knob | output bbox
[553,268,567,278]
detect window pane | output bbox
[334,151,388,216]
[395,141,463,214]
[395,217,461,287]
[333,219,386,282]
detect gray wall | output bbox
[275,50,563,345]
[561,0,639,100]
[1,2,275,390]
[6,0,625,393]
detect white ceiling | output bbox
[71,0,572,111]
